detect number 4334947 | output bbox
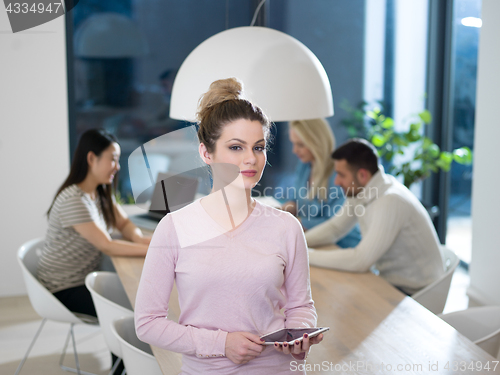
[5,3,63,14]
[443,361,498,372]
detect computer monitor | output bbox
[148,172,200,219]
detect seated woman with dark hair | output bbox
[37,128,150,375]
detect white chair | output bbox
[85,272,134,375]
[439,306,500,359]
[112,316,182,375]
[15,238,98,375]
[411,246,460,314]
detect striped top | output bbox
[37,184,111,293]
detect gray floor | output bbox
[0,296,109,375]
[0,265,471,374]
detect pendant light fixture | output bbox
[170,2,333,122]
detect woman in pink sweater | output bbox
[134,78,322,374]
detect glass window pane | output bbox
[446,0,482,264]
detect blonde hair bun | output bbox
[197,77,243,122]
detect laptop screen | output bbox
[148,172,200,218]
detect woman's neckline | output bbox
[75,184,97,201]
[196,196,260,237]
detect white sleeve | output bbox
[308,195,406,272]
[305,199,358,248]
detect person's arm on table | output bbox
[305,199,358,248]
[114,203,151,245]
[73,222,148,257]
[308,195,406,272]
[56,193,148,256]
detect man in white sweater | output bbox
[305,139,445,294]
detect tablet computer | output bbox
[260,327,329,346]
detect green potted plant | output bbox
[340,101,473,189]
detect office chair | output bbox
[112,316,182,375]
[411,246,460,314]
[439,306,500,359]
[85,272,134,375]
[15,238,98,375]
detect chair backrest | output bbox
[439,306,500,359]
[17,238,84,324]
[85,272,134,357]
[111,316,169,375]
[411,246,460,314]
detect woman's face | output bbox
[204,119,267,190]
[90,142,121,185]
[289,128,315,163]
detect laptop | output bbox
[129,172,200,231]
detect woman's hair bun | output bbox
[197,77,243,122]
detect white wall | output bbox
[393,0,428,131]
[0,12,69,296]
[388,0,429,198]
[468,0,500,306]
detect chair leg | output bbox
[58,324,73,370]
[59,323,98,375]
[108,357,121,375]
[14,318,47,375]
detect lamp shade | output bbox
[170,26,333,122]
[74,13,149,58]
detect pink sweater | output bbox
[135,199,317,374]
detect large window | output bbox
[69,1,255,198]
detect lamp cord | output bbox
[250,0,267,27]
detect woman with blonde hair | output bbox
[281,118,361,248]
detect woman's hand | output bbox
[225,332,265,365]
[273,333,323,359]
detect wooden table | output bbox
[111,251,499,375]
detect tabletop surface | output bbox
[113,204,499,374]
[111,253,498,375]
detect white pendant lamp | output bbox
[170,26,333,122]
